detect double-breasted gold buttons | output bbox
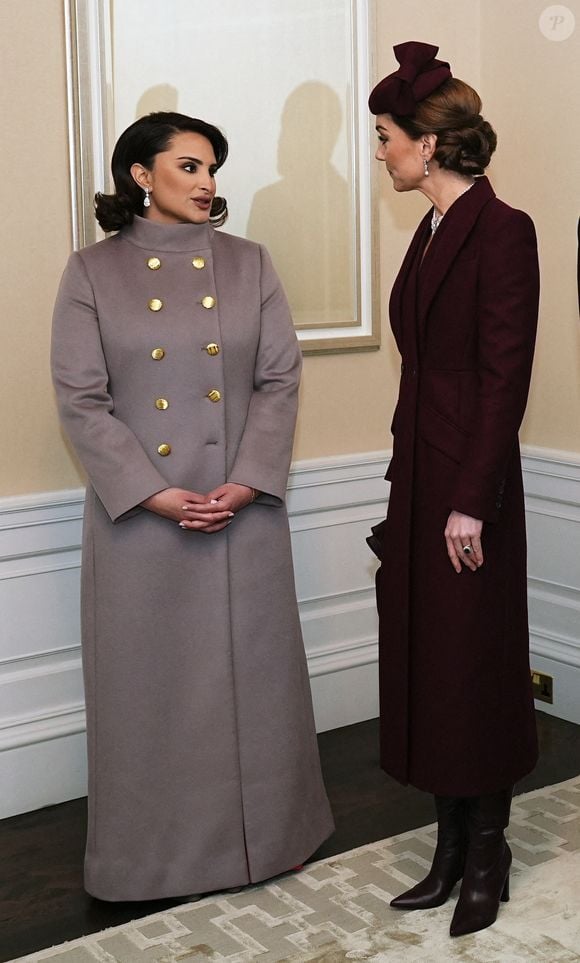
[207,389,221,403]
[147,257,161,270]
[148,298,163,312]
[192,257,205,270]
[205,343,220,356]
[201,296,216,309]
[155,398,169,410]
[151,347,165,360]
[157,443,171,456]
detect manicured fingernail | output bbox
[179,522,187,528]
[228,512,235,517]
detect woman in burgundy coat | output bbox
[368,44,540,938]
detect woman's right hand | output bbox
[141,488,233,531]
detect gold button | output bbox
[148,298,163,312]
[206,343,220,356]
[147,257,161,270]
[192,257,205,270]
[151,347,165,360]
[201,296,216,309]
[157,443,171,456]
[207,389,221,403]
[155,398,169,410]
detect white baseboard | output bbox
[1,445,579,818]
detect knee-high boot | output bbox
[390,796,467,910]
[450,787,513,937]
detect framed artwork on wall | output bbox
[64,0,380,352]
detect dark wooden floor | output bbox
[1,710,579,962]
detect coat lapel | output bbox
[417,176,496,331]
[390,210,431,347]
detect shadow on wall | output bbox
[135,84,179,118]
[246,82,354,328]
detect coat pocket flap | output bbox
[417,403,470,464]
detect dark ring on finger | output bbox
[462,544,472,555]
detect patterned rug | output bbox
[10,777,580,963]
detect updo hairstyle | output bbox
[95,112,229,232]
[393,78,497,175]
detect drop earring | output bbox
[143,187,151,208]
[423,158,429,177]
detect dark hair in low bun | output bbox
[94,112,229,232]
[392,78,497,175]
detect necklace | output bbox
[430,180,476,234]
[431,209,444,233]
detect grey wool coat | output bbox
[51,215,334,902]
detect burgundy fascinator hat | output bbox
[369,41,452,116]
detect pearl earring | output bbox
[423,158,429,177]
[143,188,151,208]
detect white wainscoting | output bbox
[522,447,580,726]
[0,454,388,818]
[287,454,386,733]
[0,491,86,818]
[1,446,579,818]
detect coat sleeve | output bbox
[450,209,540,523]
[51,251,171,522]
[228,245,302,505]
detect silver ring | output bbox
[462,544,472,555]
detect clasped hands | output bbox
[141,483,255,534]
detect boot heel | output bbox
[500,873,510,903]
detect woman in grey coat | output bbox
[51,112,334,902]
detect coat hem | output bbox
[83,820,335,903]
[382,750,539,798]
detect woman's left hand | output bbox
[207,483,256,513]
[180,483,255,533]
[444,510,484,573]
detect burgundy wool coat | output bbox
[373,176,540,797]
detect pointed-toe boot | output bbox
[391,796,467,910]
[450,787,513,937]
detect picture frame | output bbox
[64,0,380,353]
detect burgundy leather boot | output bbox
[450,787,513,937]
[390,796,467,910]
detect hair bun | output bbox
[435,115,497,175]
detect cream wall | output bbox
[480,0,580,448]
[0,0,578,496]
[0,0,80,494]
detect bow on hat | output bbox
[369,41,452,116]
